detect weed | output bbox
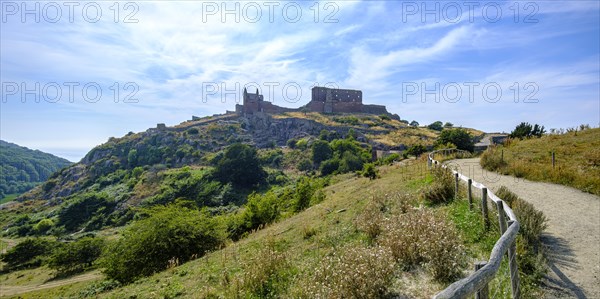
[301,245,396,298]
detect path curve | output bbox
[447,158,599,299]
[0,272,101,297]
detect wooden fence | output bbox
[428,149,521,299]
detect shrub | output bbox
[242,191,281,230]
[33,218,54,234]
[213,143,266,187]
[419,167,455,205]
[297,159,313,172]
[48,236,105,274]
[58,192,115,232]
[1,238,56,270]
[379,153,400,165]
[361,163,379,180]
[428,121,443,131]
[435,128,474,152]
[510,122,545,139]
[187,128,199,135]
[101,205,225,283]
[237,241,292,298]
[302,245,395,298]
[480,147,507,171]
[319,158,340,176]
[380,209,465,282]
[311,140,333,166]
[495,186,547,251]
[406,144,427,157]
[354,197,385,242]
[286,139,297,149]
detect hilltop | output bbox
[0,140,72,202]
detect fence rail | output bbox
[428,149,521,299]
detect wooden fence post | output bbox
[552,152,555,169]
[475,261,489,299]
[501,149,504,162]
[496,201,507,235]
[454,173,459,199]
[467,179,473,210]
[507,220,521,299]
[481,188,489,231]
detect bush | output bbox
[480,147,507,171]
[379,153,400,165]
[237,241,292,298]
[101,205,225,283]
[361,163,379,180]
[302,245,395,298]
[213,143,266,188]
[338,152,363,173]
[428,121,443,131]
[48,236,105,274]
[242,191,281,230]
[319,158,340,176]
[1,238,56,270]
[380,209,465,282]
[495,186,547,251]
[311,140,333,166]
[406,144,427,157]
[33,218,54,234]
[419,167,455,205]
[510,122,545,139]
[435,128,474,152]
[58,192,115,232]
[297,159,313,172]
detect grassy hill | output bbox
[3,159,532,298]
[0,140,72,200]
[0,112,496,298]
[481,128,600,195]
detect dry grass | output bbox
[380,209,466,282]
[299,245,396,298]
[480,128,600,195]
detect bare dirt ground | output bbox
[0,272,101,297]
[448,158,600,299]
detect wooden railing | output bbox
[428,149,521,299]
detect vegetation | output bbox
[101,205,226,283]
[428,121,444,131]
[481,128,600,195]
[435,128,475,152]
[213,143,266,187]
[48,236,105,275]
[1,238,55,270]
[0,140,71,199]
[510,122,545,139]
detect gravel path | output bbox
[448,158,600,298]
[0,272,101,297]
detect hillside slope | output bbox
[0,141,72,199]
[480,128,600,195]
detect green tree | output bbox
[444,122,453,127]
[48,236,105,274]
[361,163,379,180]
[427,121,444,131]
[406,144,427,157]
[214,143,266,188]
[319,158,340,176]
[1,238,55,270]
[435,128,474,152]
[311,140,333,166]
[510,122,546,139]
[101,205,225,283]
[410,120,419,127]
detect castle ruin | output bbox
[236,86,393,116]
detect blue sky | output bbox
[1,0,599,162]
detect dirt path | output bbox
[447,158,600,298]
[0,272,101,297]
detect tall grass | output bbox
[480,128,600,195]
